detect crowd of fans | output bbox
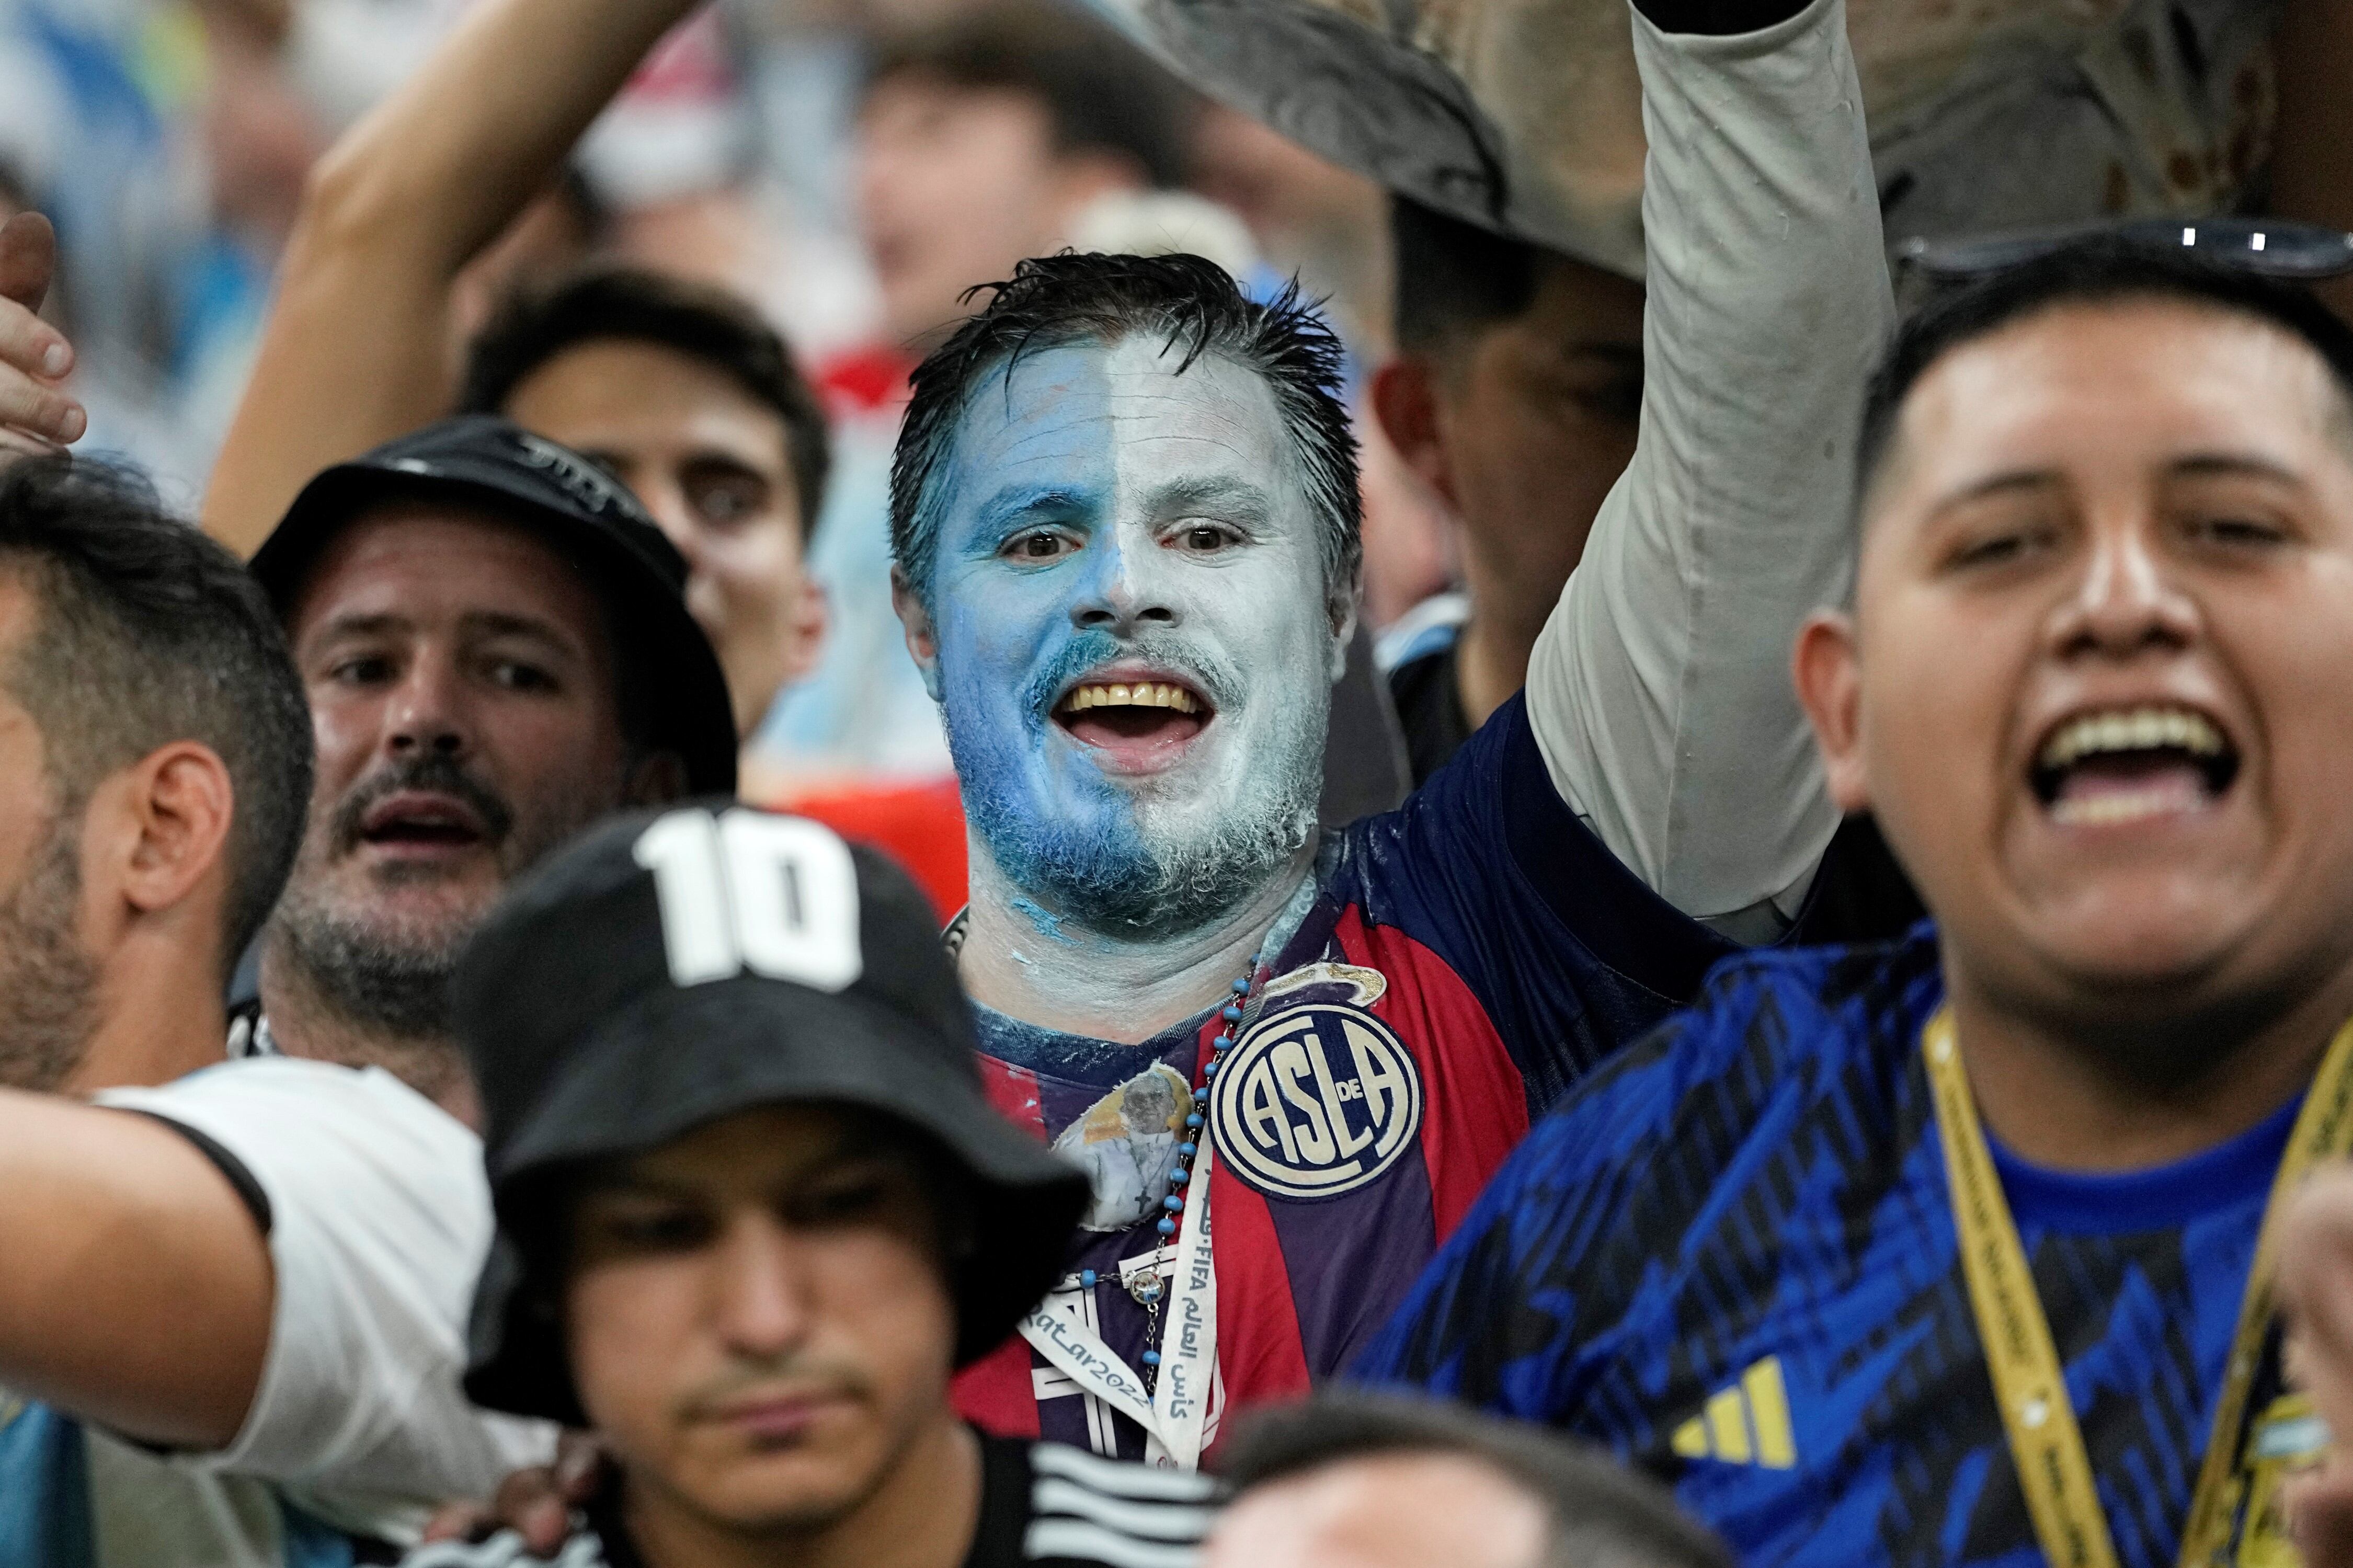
[4,0,2353,1564]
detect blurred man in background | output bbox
[1207,1394,1732,1568]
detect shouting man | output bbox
[899,0,1891,1466]
[1362,240,2353,1568]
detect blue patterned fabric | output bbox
[1358,929,2289,1568]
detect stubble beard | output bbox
[268,756,617,1046]
[0,816,98,1092]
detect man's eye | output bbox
[2185,513,2288,549]
[690,475,767,528]
[1173,523,1237,552]
[489,661,558,693]
[596,1208,710,1252]
[328,656,394,685]
[1005,532,1073,562]
[1947,523,2056,573]
[790,1176,891,1227]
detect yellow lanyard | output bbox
[1922,1009,2353,1568]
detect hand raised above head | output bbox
[0,211,86,460]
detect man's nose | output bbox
[708,1211,813,1359]
[384,651,472,760]
[2048,514,2201,660]
[1069,528,1179,635]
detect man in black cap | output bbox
[238,412,736,1116]
[0,418,737,1559]
[411,803,1216,1568]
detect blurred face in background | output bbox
[1204,1451,1548,1568]
[855,72,1144,350]
[503,340,826,736]
[1375,254,1644,649]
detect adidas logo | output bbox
[1671,1356,1796,1469]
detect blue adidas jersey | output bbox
[1357,930,2289,1568]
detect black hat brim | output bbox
[463,977,1087,1424]
[252,464,738,797]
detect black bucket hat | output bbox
[249,415,737,795]
[453,800,1086,1425]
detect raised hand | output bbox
[0,212,87,460]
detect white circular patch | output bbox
[1211,1003,1424,1202]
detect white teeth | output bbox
[2036,706,2226,772]
[2049,784,2201,828]
[1061,682,1201,715]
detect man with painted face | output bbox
[1359,239,2353,1568]
[894,0,1891,1466]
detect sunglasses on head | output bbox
[1898,216,2353,283]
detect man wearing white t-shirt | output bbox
[0,419,737,1564]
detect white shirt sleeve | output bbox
[1526,0,1893,939]
[95,1057,558,1545]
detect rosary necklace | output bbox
[1078,950,1263,1395]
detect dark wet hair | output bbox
[890,250,1360,620]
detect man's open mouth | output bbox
[357,791,492,853]
[1052,670,1214,770]
[2027,703,2241,828]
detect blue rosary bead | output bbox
[1169,1168,1189,1186]
[1213,1034,1233,1052]
[1231,977,1251,994]
[1178,1141,1196,1158]
[1141,1350,1162,1366]
[1185,1112,1203,1129]
[1192,1086,1209,1104]
[1080,1269,1098,1289]
[1162,1195,1184,1212]
[1156,1217,1177,1235]
[1204,1060,1220,1080]
[1221,1005,1243,1024]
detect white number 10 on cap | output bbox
[632,808,864,992]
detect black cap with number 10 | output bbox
[452,799,1087,1426]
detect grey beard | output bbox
[949,708,1324,942]
[269,887,463,1041]
[0,819,97,1091]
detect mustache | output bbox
[1022,629,1244,720]
[676,1355,873,1422]
[328,753,516,855]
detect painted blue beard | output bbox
[942,627,1327,941]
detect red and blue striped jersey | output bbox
[953,695,1734,1458]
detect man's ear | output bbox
[1327,586,1360,684]
[1370,357,1459,512]
[625,750,691,807]
[891,566,943,703]
[1792,610,1871,815]
[88,742,236,956]
[779,577,829,689]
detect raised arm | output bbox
[199,0,700,552]
[1526,0,1890,938]
[0,1092,271,1448]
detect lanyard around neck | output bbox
[1922,1008,2353,1568]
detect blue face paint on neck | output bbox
[921,337,1341,941]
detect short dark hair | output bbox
[0,457,313,979]
[891,251,1361,619]
[1391,196,1550,357]
[460,267,832,541]
[1858,239,2353,510]
[1219,1392,1733,1568]
[864,0,1187,190]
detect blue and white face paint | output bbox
[912,336,1343,941]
